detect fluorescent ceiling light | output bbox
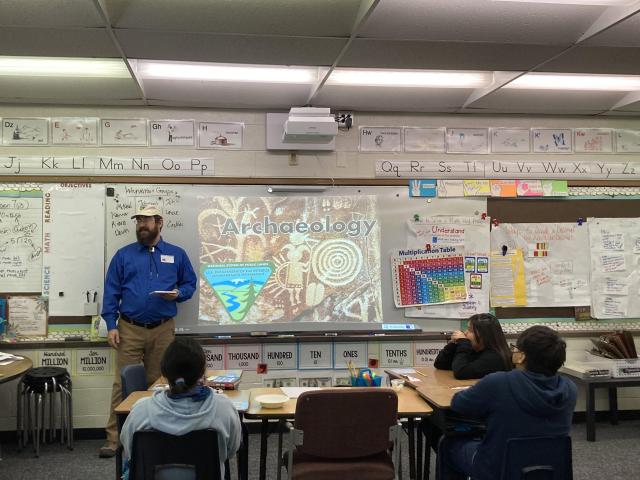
[492,1,635,5]
[505,73,640,91]
[0,56,131,78]
[327,69,491,88]
[137,61,319,84]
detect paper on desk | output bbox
[405,376,422,382]
[388,368,416,375]
[280,387,321,398]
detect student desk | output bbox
[0,357,33,383]
[386,367,479,480]
[114,371,250,480]
[244,387,433,480]
[0,356,32,461]
[560,367,640,442]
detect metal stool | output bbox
[17,367,73,457]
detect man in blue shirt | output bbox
[438,325,577,480]
[99,204,197,458]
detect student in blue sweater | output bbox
[120,337,241,479]
[438,325,577,480]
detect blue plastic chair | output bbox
[436,435,572,480]
[501,436,573,480]
[121,364,148,398]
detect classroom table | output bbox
[560,367,640,442]
[114,371,250,480]
[0,356,33,461]
[386,367,479,480]
[244,386,433,480]
[0,356,33,383]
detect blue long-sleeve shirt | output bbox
[102,238,197,331]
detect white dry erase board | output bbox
[105,185,484,333]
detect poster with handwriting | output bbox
[2,118,49,145]
[574,128,613,153]
[42,184,105,316]
[588,218,640,319]
[101,119,148,146]
[491,223,590,307]
[105,184,187,266]
[0,188,43,291]
[8,296,47,336]
[403,127,445,153]
[532,128,572,153]
[51,117,98,145]
[615,129,640,153]
[446,128,488,154]
[198,122,243,149]
[490,128,530,153]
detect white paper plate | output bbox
[255,394,289,409]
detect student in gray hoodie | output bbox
[438,325,577,480]
[120,337,241,478]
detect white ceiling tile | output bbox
[341,40,564,71]
[117,30,345,65]
[582,13,640,47]
[0,0,105,27]
[469,88,626,114]
[111,0,360,36]
[0,27,119,57]
[0,77,141,102]
[537,45,640,74]
[360,0,604,44]
[141,78,312,109]
[313,86,473,112]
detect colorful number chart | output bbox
[391,249,467,307]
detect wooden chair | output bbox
[285,388,400,480]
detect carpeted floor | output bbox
[0,420,638,479]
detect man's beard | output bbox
[136,225,159,245]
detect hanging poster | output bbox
[51,117,98,145]
[405,216,490,318]
[100,119,148,146]
[359,127,402,152]
[197,122,243,149]
[0,187,42,291]
[491,223,590,307]
[446,128,488,154]
[2,118,49,145]
[588,218,640,319]
[574,128,613,153]
[490,128,530,153]
[149,120,195,147]
[391,247,467,308]
[532,128,572,153]
[403,127,446,153]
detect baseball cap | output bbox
[131,204,162,218]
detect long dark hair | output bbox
[160,337,206,394]
[469,313,512,371]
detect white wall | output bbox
[1,105,639,431]
[1,105,639,179]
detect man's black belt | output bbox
[120,314,172,329]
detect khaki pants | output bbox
[105,318,175,444]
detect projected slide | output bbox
[198,195,382,325]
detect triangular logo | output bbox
[201,261,274,322]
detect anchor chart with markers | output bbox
[391,249,467,307]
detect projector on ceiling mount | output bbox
[283,107,338,143]
[266,107,337,151]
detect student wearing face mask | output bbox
[434,313,513,379]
